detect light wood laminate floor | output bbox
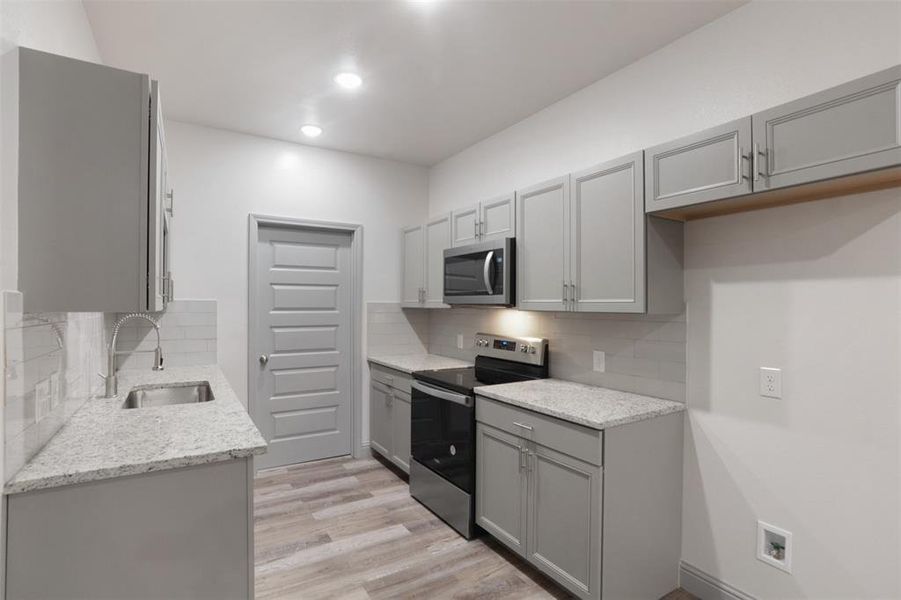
[254,455,695,599]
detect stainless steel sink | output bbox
[123,381,215,409]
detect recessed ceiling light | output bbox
[334,72,362,90]
[300,124,323,138]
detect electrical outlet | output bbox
[759,367,782,398]
[593,351,606,373]
[456,334,464,349]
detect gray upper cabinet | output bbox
[451,204,480,246]
[451,194,515,246]
[752,65,901,192]
[423,214,451,308]
[570,152,646,313]
[9,47,172,312]
[644,117,752,213]
[479,194,515,242]
[400,224,424,307]
[516,176,569,311]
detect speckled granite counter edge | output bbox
[474,386,685,430]
[5,446,266,495]
[368,354,472,374]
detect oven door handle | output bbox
[411,381,474,407]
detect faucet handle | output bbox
[153,348,164,371]
[97,371,109,381]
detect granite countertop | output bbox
[5,365,267,495]
[475,378,685,430]
[368,353,472,374]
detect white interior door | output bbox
[253,224,353,469]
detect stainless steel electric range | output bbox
[409,332,549,539]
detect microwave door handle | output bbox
[483,251,494,294]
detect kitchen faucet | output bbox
[101,313,164,398]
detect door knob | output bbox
[259,354,269,366]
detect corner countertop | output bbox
[368,353,472,374]
[4,365,267,495]
[475,378,685,430]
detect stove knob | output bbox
[520,346,527,353]
[528,345,536,354]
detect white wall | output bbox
[426,1,901,597]
[165,121,429,437]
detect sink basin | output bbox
[123,381,215,409]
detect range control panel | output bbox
[474,332,548,366]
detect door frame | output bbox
[247,214,365,462]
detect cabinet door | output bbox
[753,65,901,192]
[147,81,168,311]
[423,214,451,308]
[645,117,752,212]
[476,424,528,556]
[390,390,411,473]
[480,194,515,242]
[527,444,602,600]
[451,204,480,247]
[369,382,393,459]
[401,224,424,306]
[516,176,569,311]
[571,152,645,313]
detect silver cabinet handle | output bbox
[259,354,269,365]
[512,421,533,432]
[519,446,527,471]
[740,150,750,182]
[753,143,768,182]
[479,220,484,239]
[563,281,569,309]
[483,251,494,294]
[474,220,478,240]
[570,281,576,308]
[166,189,174,215]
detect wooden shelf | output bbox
[650,166,901,222]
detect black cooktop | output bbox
[413,355,549,395]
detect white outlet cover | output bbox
[456,334,464,349]
[593,350,606,373]
[759,367,782,399]
[35,378,51,422]
[757,520,792,574]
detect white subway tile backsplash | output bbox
[3,291,106,481]
[114,300,217,371]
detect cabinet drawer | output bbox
[476,397,603,466]
[370,364,412,395]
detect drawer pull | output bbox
[512,421,533,432]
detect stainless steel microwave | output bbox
[443,238,514,306]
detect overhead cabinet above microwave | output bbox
[450,194,515,247]
[645,65,901,217]
[3,48,173,312]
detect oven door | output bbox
[443,238,514,305]
[410,381,475,494]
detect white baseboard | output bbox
[680,562,755,600]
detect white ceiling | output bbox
[84,0,743,166]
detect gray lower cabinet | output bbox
[752,65,901,192]
[475,424,528,554]
[6,47,172,313]
[368,363,412,474]
[389,389,412,471]
[476,396,683,600]
[6,458,254,600]
[527,443,602,598]
[644,117,753,213]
